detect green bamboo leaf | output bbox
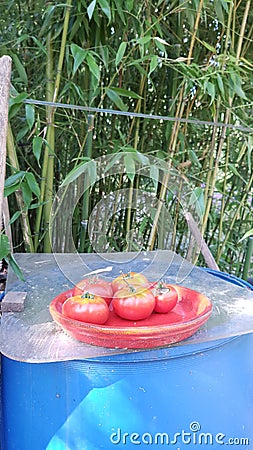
[204,81,216,103]
[149,55,158,76]
[9,92,28,119]
[25,103,35,130]
[137,36,152,46]
[6,253,25,281]
[12,53,28,85]
[25,172,40,198]
[0,233,11,259]
[29,201,48,210]
[229,72,247,99]
[4,184,20,197]
[124,154,135,182]
[238,228,253,242]
[214,0,225,24]
[154,38,167,56]
[16,126,29,142]
[217,73,225,97]
[61,160,93,186]
[33,136,43,165]
[4,171,26,188]
[71,44,87,75]
[87,160,97,184]
[134,151,150,166]
[228,163,246,183]
[106,89,128,111]
[233,83,247,100]
[189,187,205,218]
[220,0,229,13]
[98,0,111,21]
[86,53,100,80]
[247,136,252,172]
[139,217,149,234]
[189,149,201,168]
[126,0,134,11]
[69,15,84,40]
[21,180,32,207]
[9,92,28,106]
[116,3,126,24]
[126,0,134,12]
[150,165,159,190]
[127,55,154,68]
[9,210,22,225]
[31,36,47,54]
[104,152,125,173]
[115,41,127,67]
[99,45,109,70]
[87,0,97,20]
[110,87,142,99]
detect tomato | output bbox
[62,293,109,324]
[73,277,113,306]
[112,287,155,320]
[153,283,178,313]
[111,271,149,293]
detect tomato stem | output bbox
[155,280,170,295]
[123,278,136,292]
[81,292,94,299]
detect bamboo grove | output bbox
[0,0,252,278]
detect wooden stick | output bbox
[185,211,220,271]
[0,55,12,233]
[3,196,12,250]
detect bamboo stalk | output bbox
[187,0,204,65]
[217,170,253,262]
[79,114,94,252]
[34,31,54,251]
[7,125,34,252]
[147,1,205,252]
[214,0,251,260]
[242,237,253,280]
[236,0,251,62]
[43,0,72,252]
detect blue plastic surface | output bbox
[1,334,253,450]
[202,267,253,290]
[1,270,253,449]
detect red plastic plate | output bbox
[49,285,212,349]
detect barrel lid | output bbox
[1,251,253,363]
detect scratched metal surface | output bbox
[1,251,253,362]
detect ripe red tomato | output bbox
[153,284,178,313]
[73,277,113,306]
[111,271,149,293]
[112,287,155,320]
[62,293,109,324]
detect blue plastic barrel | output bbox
[1,273,253,450]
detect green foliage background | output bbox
[0,0,252,278]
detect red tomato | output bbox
[111,271,149,293]
[62,293,109,324]
[73,277,113,306]
[112,287,155,320]
[153,284,178,313]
